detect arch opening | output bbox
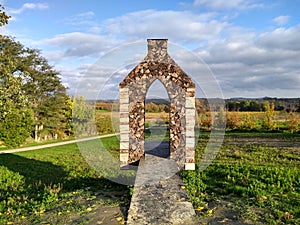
[144,79,170,158]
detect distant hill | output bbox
[92,97,300,112]
[145,99,169,104]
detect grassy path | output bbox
[0,133,119,154]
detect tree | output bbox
[262,101,276,130]
[1,31,71,144]
[0,5,33,147]
[72,96,96,136]
[0,13,33,146]
[286,112,300,133]
[241,113,257,130]
[1,5,71,146]
[145,102,159,112]
[240,100,250,111]
[0,5,10,28]
[226,100,239,111]
[3,36,71,141]
[0,104,33,147]
[226,111,241,130]
[0,70,33,146]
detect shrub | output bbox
[241,113,257,130]
[199,113,212,131]
[286,112,300,133]
[262,102,276,131]
[226,111,241,130]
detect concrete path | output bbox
[127,141,197,225]
[0,133,119,154]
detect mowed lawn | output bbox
[0,132,299,224]
[0,136,131,225]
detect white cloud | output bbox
[8,2,48,15]
[193,0,264,10]
[43,51,65,63]
[63,11,96,27]
[272,15,290,26]
[102,10,225,43]
[43,32,117,58]
[74,64,125,99]
[77,11,95,19]
[193,24,300,98]
[39,10,226,61]
[17,8,300,99]
[257,25,300,51]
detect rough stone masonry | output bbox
[119,39,196,170]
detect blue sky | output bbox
[1,0,300,99]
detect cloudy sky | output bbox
[1,0,300,99]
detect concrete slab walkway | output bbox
[127,141,197,225]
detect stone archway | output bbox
[119,39,195,170]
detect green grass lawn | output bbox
[0,132,299,224]
[182,132,300,224]
[0,136,131,224]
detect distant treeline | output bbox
[226,97,300,112]
[95,97,300,113]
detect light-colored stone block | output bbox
[186,108,195,117]
[187,87,195,92]
[120,103,129,112]
[120,116,129,124]
[120,90,129,97]
[120,113,129,119]
[186,119,195,126]
[185,150,195,158]
[120,124,129,132]
[185,163,195,170]
[186,137,195,148]
[120,153,128,162]
[120,133,129,142]
[186,127,194,137]
[185,97,195,108]
[120,96,129,104]
[120,87,129,93]
[120,142,129,149]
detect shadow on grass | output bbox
[0,153,66,185]
[0,153,130,222]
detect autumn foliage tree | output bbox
[262,101,276,130]
[286,112,300,133]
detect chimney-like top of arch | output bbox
[119,38,195,90]
[146,39,168,61]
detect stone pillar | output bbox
[185,88,196,170]
[119,87,129,168]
